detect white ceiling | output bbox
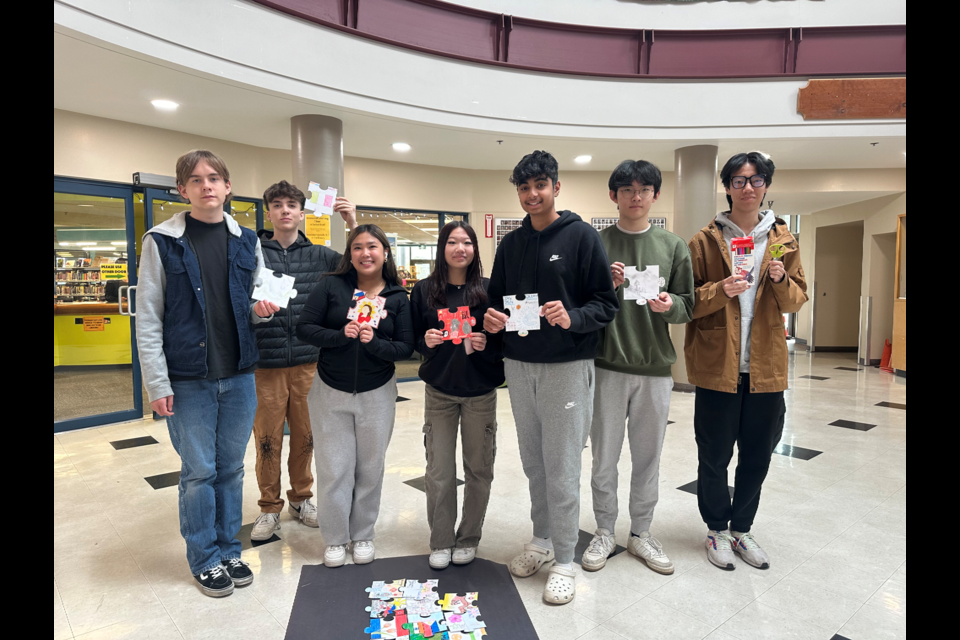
[53,31,907,173]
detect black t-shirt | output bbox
[182,214,250,380]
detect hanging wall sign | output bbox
[305,215,331,247]
[485,214,494,238]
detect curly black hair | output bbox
[509,150,559,187]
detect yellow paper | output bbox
[100,263,128,280]
[305,215,331,247]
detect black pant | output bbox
[694,374,784,532]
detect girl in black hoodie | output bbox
[296,225,414,568]
[411,222,504,570]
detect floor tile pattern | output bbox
[54,352,906,639]
[828,419,877,432]
[110,436,159,450]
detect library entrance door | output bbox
[54,179,144,432]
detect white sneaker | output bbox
[581,529,616,572]
[353,540,375,565]
[430,548,453,570]
[288,499,319,528]
[324,544,347,568]
[732,531,771,570]
[705,530,737,571]
[452,547,477,565]
[628,531,675,575]
[250,513,280,541]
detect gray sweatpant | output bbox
[590,367,672,534]
[504,358,595,565]
[308,373,397,546]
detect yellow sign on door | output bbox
[305,215,331,247]
[100,263,128,280]
[83,317,106,332]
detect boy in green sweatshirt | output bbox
[581,160,695,575]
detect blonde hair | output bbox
[175,150,232,203]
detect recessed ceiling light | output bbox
[392,142,411,152]
[574,155,593,164]
[151,99,179,111]
[78,204,94,207]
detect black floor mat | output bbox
[285,555,539,639]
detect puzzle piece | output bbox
[365,618,383,639]
[443,610,485,633]
[623,265,664,305]
[437,307,476,345]
[348,290,389,328]
[731,236,756,286]
[402,580,439,600]
[439,593,478,615]
[403,617,446,639]
[367,599,406,618]
[406,597,442,617]
[379,580,406,600]
[252,268,298,308]
[448,631,486,640]
[378,618,399,639]
[305,182,337,216]
[367,581,387,599]
[384,610,409,638]
[503,294,541,336]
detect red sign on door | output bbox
[485,214,494,238]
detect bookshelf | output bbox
[54,255,123,302]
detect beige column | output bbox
[290,115,346,254]
[670,145,719,388]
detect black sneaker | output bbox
[194,565,234,597]
[221,558,254,587]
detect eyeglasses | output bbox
[730,175,767,189]
[617,187,657,198]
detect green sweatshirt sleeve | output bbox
[660,239,695,325]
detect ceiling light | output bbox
[574,155,592,164]
[392,142,411,152]
[59,242,70,246]
[78,204,94,208]
[111,241,127,246]
[151,99,179,111]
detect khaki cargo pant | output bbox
[253,363,316,512]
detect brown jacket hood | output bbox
[684,216,808,393]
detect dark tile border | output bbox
[799,375,831,381]
[573,528,627,566]
[403,475,463,493]
[773,444,823,460]
[144,471,180,490]
[876,401,906,410]
[110,435,159,450]
[828,419,876,432]
[834,366,863,372]
[677,480,734,499]
[831,635,853,640]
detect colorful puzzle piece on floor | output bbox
[623,265,664,305]
[367,599,407,618]
[403,579,439,601]
[439,593,478,615]
[365,618,383,639]
[444,609,485,633]
[406,596,442,616]
[438,306,476,345]
[349,289,389,327]
[503,294,541,336]
[448,631,486,640]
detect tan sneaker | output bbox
[628,531,675,575]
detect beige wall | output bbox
[795,192,907,358]
[868,232,897,361]
[812,222,864,348]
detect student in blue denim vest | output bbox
[136,150,276,598]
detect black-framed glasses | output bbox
[730,175,767,189]
[617,186,657,198]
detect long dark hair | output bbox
[427,221,487,310]
[328,224,401,287]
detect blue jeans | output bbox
[167,374,257,575]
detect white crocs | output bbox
[509,544,555,578]
[543,565,577,605]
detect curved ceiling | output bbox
[53,0,906,171]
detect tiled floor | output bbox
[53,351,906,640]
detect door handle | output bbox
[127,286,137,317]
[118,286,129,315]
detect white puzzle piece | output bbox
[305,182,337,216]
[623,265,665,305]
[503,294,541,336]
[252,268,297,308]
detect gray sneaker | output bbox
[628,532,675,575]
[705,530,736,571]
[288,499,319,528]
[732,531,770,569]
[250,512,280,541]
[581,528,617,572]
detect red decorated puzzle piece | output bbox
[437,307,476,345]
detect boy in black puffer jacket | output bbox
[250,180,357,541]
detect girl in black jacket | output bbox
[296,224,414,568]
[411,222,504,570]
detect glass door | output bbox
[54,179,143,432]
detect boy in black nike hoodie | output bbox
[485,151,618,604]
